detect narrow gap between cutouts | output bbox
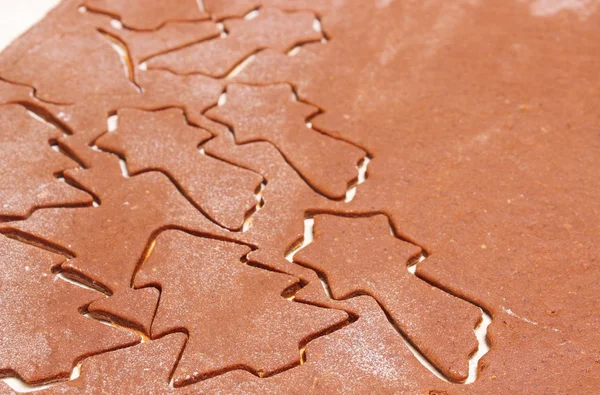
[60,170,102,207]
[84,4,209,32]
[118,158,130,178]
[283,217,335,300]
[280,281,303,301]
[54,172,65,182]
[345,156,371,203]
[217,91,227,106]
[139,29,222,65]
[1,230,75,258]
[130,238,156,287]
[224,52,257,79]
[110,19,123,30]
[55,271,107,294]
[167,332,189,388]
[376,299,451,382]
[406,252,425,275]
[84,311,150,343]
[222,47,268,79]
[299,347,306,364]
[465,309,492,384]
[56,267,112,295]
[23,105,73,135]
[312,18,322,33]
[104,114,130,178]
[245,259,288,276]
[286,45,301,56]
[70,362,82,380]
[123,165,236,231]
[243,8,260,20]
[284,217,314,263]
[405,250,492,384]
[97,30,142,93]
[26,110,55,128]
[0,377,57,393]
[107,114,118,132]
[216,22,228,38]
[54,141,90,170]
[241,181,266,232]
[313,16,329,43]
[147,45,260,80]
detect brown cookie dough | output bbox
[0,234,138,384]
[193,297,457,394]
[44,298,451,394]
[38,70,223,146]
[0,80,33,104]
[193,114,345,306]
[43,334,185,394]
[87,287,159,335]
[279,1,600,393]
[294,214,480,382]
[0,153,227,334]
[1,153,219,290]
[231,46,322,86]
[206,84,366,199]
[114,21,220,65]
[147,8,322,77]
[134,230,348,386]
[203,0,330,20]
[137,70,224,115]
[97,19,220,67]
[0,104,92,219]
[84,0,208,30]
[1,0,599,392]
[96,107,264,230]
[0,30,136,104]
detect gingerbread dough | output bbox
[1,0,598,393]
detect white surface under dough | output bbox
[0,0,60,52]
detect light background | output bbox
[0,0,60,52]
